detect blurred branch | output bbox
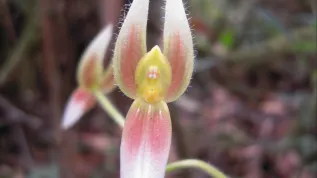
[0,95,42,129]
[40,0,62,139]
[13,125,34,169]
[0,0,16,41]
[220,26,316,65]
[0,95,38,169]
[39,0,75,177]
[98,0,123,25]
[311,71,317,128]
[310,0,317,16]
[0,6,39,85]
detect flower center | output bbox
[135,46,172,104]
[141,66,162,103]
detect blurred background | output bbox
[0,0,316,177]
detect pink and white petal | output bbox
[163,0,194,102]
[77,25,113,89]
[120,99,171,178]
[113,0,149,99]
[61,88,96,129]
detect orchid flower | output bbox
[113,0,194,177]
[61,25,115,129]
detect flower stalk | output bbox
[93,90,125,128]
[166,159,227,178]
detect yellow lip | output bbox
[135,46,172,104]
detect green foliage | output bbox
[292,41,317,53]
[218,29,235,50]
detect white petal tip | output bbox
[61,101,85,130]
[82,24,114,62]
[61,89,96,130]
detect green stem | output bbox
[166,159,227,178]
[93,90,125,128]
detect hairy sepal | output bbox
[113,0,149,99]
[163,0,194,102]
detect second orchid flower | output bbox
[62,25,115,129]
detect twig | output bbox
[310,0,317,17]
[40,0,62,141]
[13,125,34,169]
[0,0,16,41]
[0,95,42,129]
[0,7,39,85]
[98,0,123,25]
[0,95,36,170]
[39,0,75,177]
[311,71,317,130]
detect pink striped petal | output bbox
[113,0,149,99]
[163,0,194,102]
[120,99,171,178]
[77,25,113,90]
[61,88,96,129]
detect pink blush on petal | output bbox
[147,110,172,155]
[120,100,172,178]
[166,33,186,99]
[73,88,96,110]
[120,25,143,96]
[122,107,144,157]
